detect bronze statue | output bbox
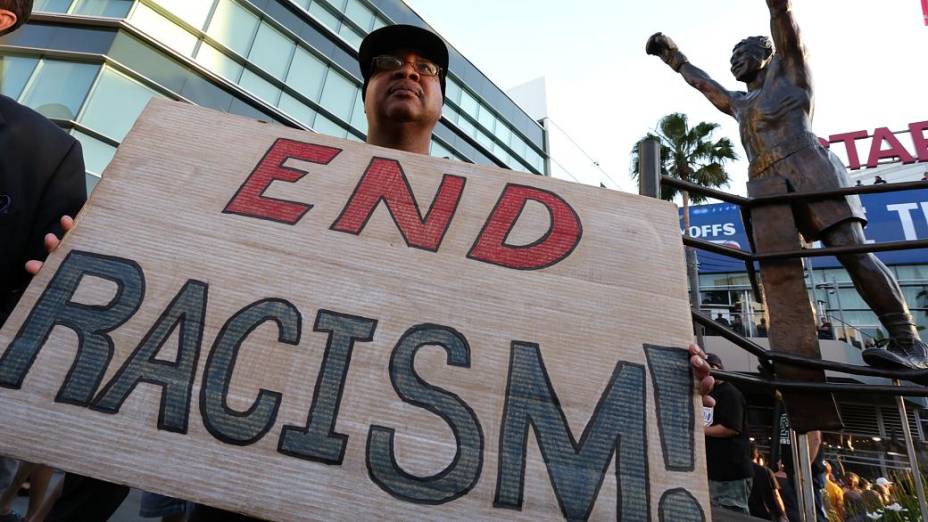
[647,0,928,371]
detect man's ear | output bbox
[0,9,18,35]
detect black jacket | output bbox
[0,94,86,326]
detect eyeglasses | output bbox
[371,55,441,77]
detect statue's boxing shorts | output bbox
[748,134,867,242]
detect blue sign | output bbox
[682,188,928,273]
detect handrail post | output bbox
[894,379,928,521]
[638,138,661,199]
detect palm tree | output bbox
[631,112,737,330]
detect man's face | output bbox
[730,45,765,82]
[364,49,442,130]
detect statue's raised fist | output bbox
[646,32,677,57]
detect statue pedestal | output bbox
[748,176,842,432]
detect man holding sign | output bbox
[11,23,714,520]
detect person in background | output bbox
[859,478,884,513]
[842,472,868,520]
[715,313,731,327]
[705,353,753,513]
[873,477,894,505]
[873,175,887,184]
[818,318,835,340]
[822,461,844,521]
[756,317,768,337]
[731,314,745,336]
[0,0,86,521]
[774,461,800,521]
[748,446,787,521]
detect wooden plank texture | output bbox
[0,99,708,520]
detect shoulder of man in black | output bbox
[709,381,746,431]
[0,94,87,324]
[709,380,744,403]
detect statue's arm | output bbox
[678,63,736,116]
[767,0,808,70]
[646,33,735,116]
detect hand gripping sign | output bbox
[0,99,709,521]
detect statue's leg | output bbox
[821,221,914,337]
[820,220,928,371]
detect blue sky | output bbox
[404,0,928,194]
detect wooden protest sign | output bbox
[0,99,709,520]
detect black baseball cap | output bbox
[358,24,448,102]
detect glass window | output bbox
[129,3,197,56]
[445,79,462,106]
[328,0,348,11]
[459,89,478,118]
[85,172,101,194]
[240,69,282,105]
[348,90,366,134]
[71,129,116,175]
[700,273,733,288]
[371,17,387,32]
[70,0,133,17]
[338,24,363,48]
[207,0,259,57]
[476,129,494,151]
[20,60,99,120]
[494,121,512,146]
[308,1,339,32]
[194,42,244,82]
[286,47,327,102]
[457,115,476,139]
[248,22,294,80]
[33,0,71,13]
[319,68,357,121]
[442,105,458,125]
[79,67,160,141]
[477,105,495,133]
[903,286,928,309]
[344,0,374,31]
[277,93,316,128]
[509,134,527,158]
[527,148,544,172]
[0,55,39,100]
[501,151,517,169]
[700,290,731,306]
[819,268,852,283]
[431,140,453,160]
[313,113,348,138]
[840,310,879,328]
[151,0,215,29]
[896,265,928,282]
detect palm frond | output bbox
[629,113,737,205]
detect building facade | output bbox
[0,0,549,193]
